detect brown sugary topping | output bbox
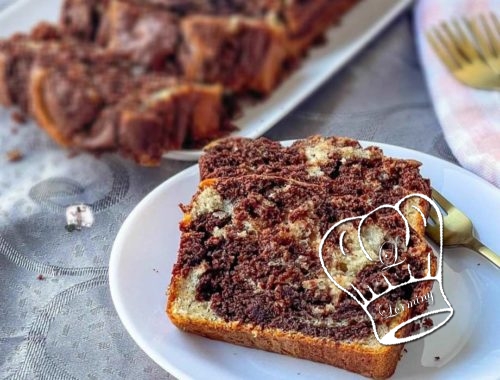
[200,137,430,200]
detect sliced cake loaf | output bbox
[0,25,232,165]
[28,50,229,164]
[60,0,360,94]
[167,136,435,378]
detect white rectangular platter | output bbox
[0,0,414,161]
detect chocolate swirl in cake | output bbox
[173,137,433,340]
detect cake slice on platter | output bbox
[0,24,233,165]
[60,0,360,94]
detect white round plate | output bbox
[109,141,500,380]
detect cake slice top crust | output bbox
[200,137,430,209]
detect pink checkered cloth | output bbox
[415,0,500,187]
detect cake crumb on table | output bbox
[423,318,434,328]
[6,149,23,162]
[11,111,27,124]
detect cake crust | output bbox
[168,274,412,379]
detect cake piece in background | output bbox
[283,0,360,55]
[28,54,229,165]
[0,24,233,165]
[59,0,361,95]
[95,0,181,70]
[74,80,229,165]
[60,0,108,40]
[0,23,64,113]
[179,15,288,94]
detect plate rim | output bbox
[109,139,500,379]
[0,0,33,16]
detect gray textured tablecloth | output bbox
[0,3,458,379]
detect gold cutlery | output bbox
[427,17,500,90]
[467,13,500,74]
[426,189,500,268]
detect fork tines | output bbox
[426,13,500,89]
[428,18,482,69]
[468,13,500,71]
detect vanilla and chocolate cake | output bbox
[167,136,435,379]
[0,24,232,165]
[200,136,431,222]
[28,50,230,165]
[1,1,360,163]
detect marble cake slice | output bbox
[199,136,431,235]
[169,0,360,92]
[28,53,229,165]
[167,172,435,379]
[71,81,230,165]
[275,0,360,56]
[179,14,289,94]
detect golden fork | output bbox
[426,189,500,268]
[467,13,500,74]
[427,18,500,90]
